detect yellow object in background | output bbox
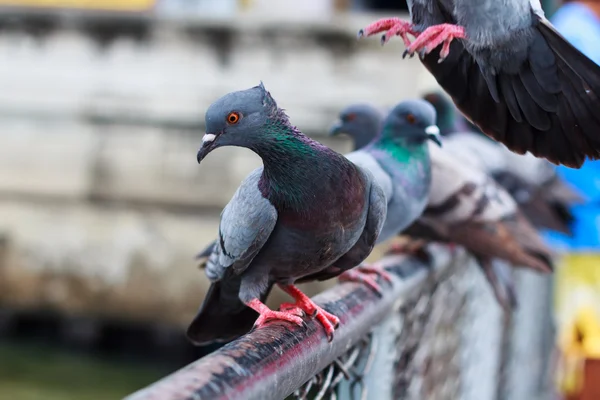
[0,0,155,12]
[555,253,600,396]
[584,337,600,358]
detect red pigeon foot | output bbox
[246,298,304,329]
[403,23,466,61]
[358,17,417,47]
[338,264,393,295]
[279,284,339,341]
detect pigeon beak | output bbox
[328,120,343,136]
[197,133,218,164]
[425,125,442,147]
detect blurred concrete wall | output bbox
[0,11,436,326]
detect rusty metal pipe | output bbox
[125,249,462,400]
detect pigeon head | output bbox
[197,82,285,163]
[422,91,455,136]
[423,90,481,136]
[329,104,382,150]
[380,99,442,147]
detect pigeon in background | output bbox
[329,104,386,150]
[330,103,554,309]
[346,99,440,243]
[187,83,387,345]
[305,99,440,291]
[424,91,584,235]
[359,0,600,168]
[409,143,554,308]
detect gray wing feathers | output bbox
[205,167,278,281]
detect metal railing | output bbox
[124,245,554,400]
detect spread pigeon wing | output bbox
[205,167,278,281]
[421,7,600,167]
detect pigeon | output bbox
[194,100,439,312]
[408,143,554,308]
[424,91,584,235]
[422,91,479,136]
[358,0,600,168]
[329,103,386,150]
[311,99,441,291]
[330,102,554,309]
[186,83,388,346]
[346,99,440,243]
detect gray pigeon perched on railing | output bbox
[409,142,553,309]
[187,83,388,345]
[347,100,441,243]
[359,0,600,168]
[303,99,441,291]
[330,103,553,309]
[194,99,441,334]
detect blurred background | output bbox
[0,0,593,399]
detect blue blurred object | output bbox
[551,3,600,66]
[549,3,600,250]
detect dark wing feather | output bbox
[420,16,600,167]
[186,276,273,346]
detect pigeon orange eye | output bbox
[227,112,240,125]
[346,113,356,122]
[406,114,416,124]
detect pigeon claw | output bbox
[246,298,305,330]
[279,303,308,317]
[404,23,465,62]
[278,284,340,341]
[402,48,420,59]
[356,264,394,283]
[312,308,339,342]
[254,310,304,328]
[359,17,416,48]
[338,264,393,296]
[252,309,305,329]
[340,270,382,295]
